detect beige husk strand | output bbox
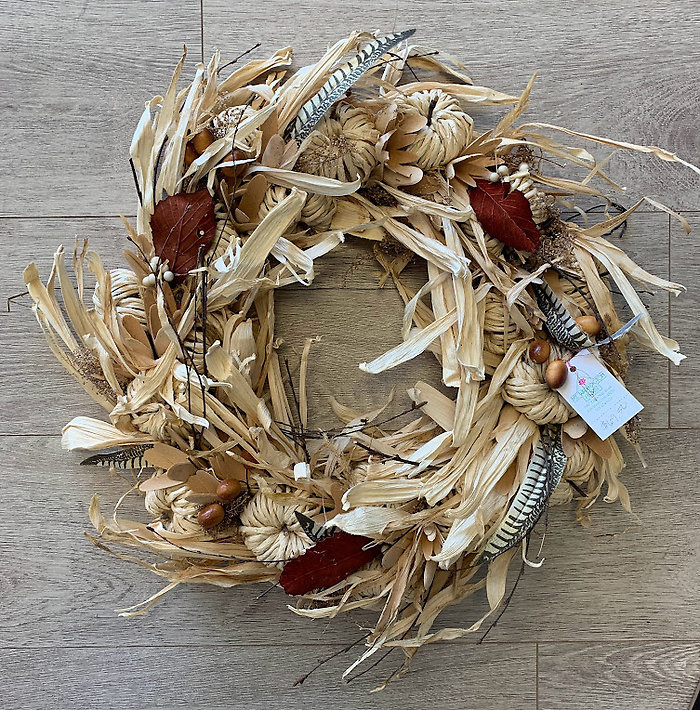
[23,31,695,686]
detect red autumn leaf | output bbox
[150,188,216,277]
[279,531,380,596]
[467,179,541,252]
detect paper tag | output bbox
[556,349,643,440]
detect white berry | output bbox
[497,164,510,176]
[519,162,530,172]
[163,270,175,283]
[149,256,161,271]
[142,273,156,287]
[488,171,500,182]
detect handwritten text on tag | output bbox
[556,349,643,440]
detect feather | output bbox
[294,511,334,543]
[533,281,592,350]
[479,426,566,563]
[290,29,415,141]
[80,444,154,469]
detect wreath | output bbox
[24,30,696,685]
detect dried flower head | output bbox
[296,103,379,183]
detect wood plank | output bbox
[0,0,202,217]
[670,212,699,427]
[1,432,696,649]
[0,212,671,433]
[0,643,536,709]
[436,430,700,641]
[204,1,700,209]
[538,642,700,710]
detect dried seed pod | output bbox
[545,359,569,389]
[198,502,226,529]
[528,339,551,364]
[216,478,242,502]
[296,103,379,183]
[575,315,602,337]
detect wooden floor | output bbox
[2,2,699,708]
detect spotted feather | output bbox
[533,281,592,350]
[290,29,415,142]
[479,426,566,563]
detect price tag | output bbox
[556,349,643,440]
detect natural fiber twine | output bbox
[550,438,597,505]
[483,292,521,355]
[239,490,316,567]
[396,89,473,170]
[259,185,337,229]
[145,485,202,534]
[503,345,574,424]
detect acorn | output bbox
[192,128,215,155]
[216,478,242,502]
[198,502,225,529]
[528,339,551,364]
[575,315,602,337]
[184,143,199,167]
[545,359,569,389]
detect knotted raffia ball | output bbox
[483,292,521,355]
[503,345,574,424]
[296,103,379,183]
[395,89,473,169]
[145,484,202,534]
[259,184,336,229]
[239,490,317,567]
[550,438,598,505]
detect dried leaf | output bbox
[150,188,216,276]
[279,531,380,595]
[468,179,540,252]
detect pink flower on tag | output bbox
[578,377,586,386]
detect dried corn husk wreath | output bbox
[24,30,698,685]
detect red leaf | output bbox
[468,179,541,252]
[150,189,216,277]
[279,531,380,596]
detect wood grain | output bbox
[0,643,536,709]
[2,1,699,708]
[538,642,700,710]
[670,212,699,427]
[0,212,672,433]
[1,432,697,650]
[0,0,202,217]
[203,0,700,209]
[447,430,700,642]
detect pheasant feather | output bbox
[290,29,415,141]
[533,282,592,350]
[80,445,154,470]
[479,427,566,563]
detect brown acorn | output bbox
[545,359,568,389]
[198,502,225,529]
[528,339,551,364]
[575,315,602,337]
[192,128,215,155]
[216,478,242,502]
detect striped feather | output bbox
[479,427,566,563]
[295,511,335,543]
[290,29,415,141]
[533,282,592,350]
[80,444,154,470]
